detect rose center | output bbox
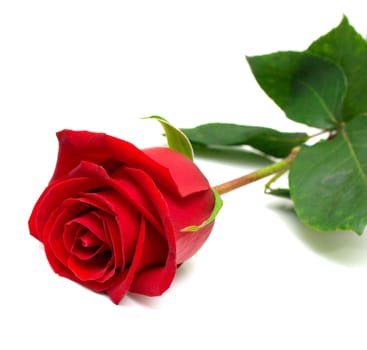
[79,231,101,248]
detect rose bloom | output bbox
[29,130,215,304]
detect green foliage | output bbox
[246,52,347,129]
[264,187,290,199]
[289,115,367,234]
[182,123,308,158]
[307,16,367,120]
[182,16,367,234]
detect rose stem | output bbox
[213,147,299,195]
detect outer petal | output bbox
[144,147,215,264]
[143,147,211,197]
[52,130,206,197]
[162,189,215,264]
[129,219,176,296]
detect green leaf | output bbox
[182,123,308,158]
[246,51,347,129]
[181,189,223,232]
[265,187,291,199]
[289,115,367,234]
[308,16,367,121]
[146,116,194,160]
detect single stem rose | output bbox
[29,130,217,304]
[213,147,299,195]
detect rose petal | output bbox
[52,130,210,198]
[129,266,176,296]
[67,250,112,281]
[136,222,168,270]
[44,210,117,291]
[63,222,85,252]
[74,193,125,268]
[77,189,142,270]
[111,166,177,257]
[29,164,122,288]
[100,213,124,273]
[129,254,176,296]
[110,166,178,296]
[60,162,150,271]
[79,230,102,247]
[44,203,115,284]
[143,147,211,197]
[66,225,109,261]
[89,189,140,265]
[70,211,109,245]
[47,203,114,282]
[107,217,146,304]
[160,189,215,264]
[29,176,102,242]
[72,241,108,261]
[46,206,78,264]
[110,167,163,231]
[77,192,115,215]
[51,130,179,195]
[176,223,214,264]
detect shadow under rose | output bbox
[268,201,367,267]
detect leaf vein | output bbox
[342,130,367,186]
[297,79,338,125]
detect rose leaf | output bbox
[265,187,291,199]
[289,115,367,234]
[246,51,347,129]
[182,123,308,158]
[307,16,367,121]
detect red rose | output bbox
[29,130,215,304]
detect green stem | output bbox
[213,147,299,195]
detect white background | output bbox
[1,1,367,349]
